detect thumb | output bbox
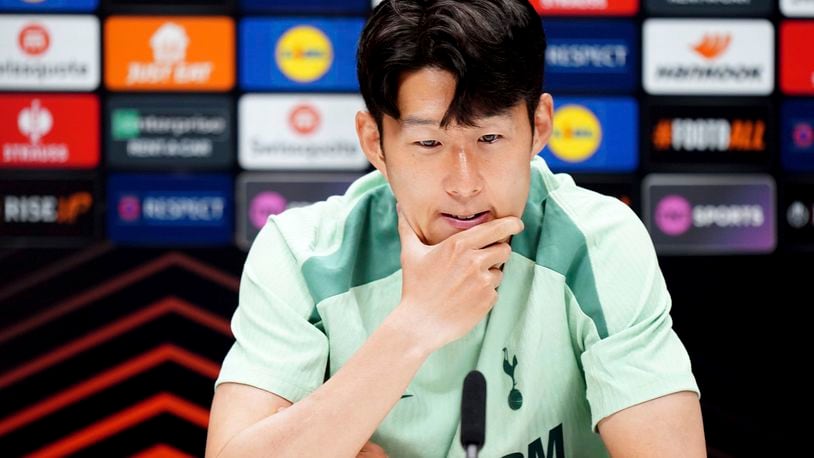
[396,204,424,251]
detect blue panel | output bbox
[240,17,363,91]
[107,174,233,246]
[0,0,97,12]
[539,97,638,172]
[543,20,638,93]
[781,100,814,172]
[240,0,368,14]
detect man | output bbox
[206,0,706,456]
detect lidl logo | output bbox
[539,97,637,172]
[105,16,234,91]
[0,15,99,90]
[275,26,333,84]
[644,19,774,95]
[644,174,776,254]
[1,94,99,169]
[240,18,363,91]
[549,105,602,163]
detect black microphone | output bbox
[460,370,486,458]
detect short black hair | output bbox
[357,0,546,131]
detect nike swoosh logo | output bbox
[400,394,413,399]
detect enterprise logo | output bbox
[644,174,775,254]
[644,19,774,95]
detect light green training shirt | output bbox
[215,156,700,457]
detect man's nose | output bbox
[444,147,483,198]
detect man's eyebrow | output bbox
[400,111,513,127]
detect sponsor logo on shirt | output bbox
[0,15,99,90]
[239,94,368,170]
[780,22,814,95]
[543,20,637,92]
[539,97,637,172]
[0,94,99,169]
[0,176,98,245]
[646,0,772,16]
[646,100,770,169]
[107,173,233,245]
[240,18,362,91]
[106,95,233,170]
[644,174,776,254]
[530,0,638,15]
[236,172,358,249]
[781,0,814,16]
[643,19,774,95]
[0,0,98,13]
[781,101,814,171]
[105,16,234,91]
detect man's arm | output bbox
[598,391,706,458]
[205,210,523,457]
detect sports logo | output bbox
[239,94,368,170]
[643,19,774,95]
[240,18,363,91]
[0,15,99,90]
[237,172,358,249]
[105,16,234,91]
[643,174,776,254]
[1,95,99,169]
[539,97,637,172]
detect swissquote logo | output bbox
[0,15,99,89]
[644,19,773,95]
[1,94,99,168]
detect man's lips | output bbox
[441,211,491,229]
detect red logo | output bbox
[18,24,50,56]
[692,34,731,60]
[289,104,320,136]
[781,22,814,95]
[0,95,99,169]
[529,0,638,16]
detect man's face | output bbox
[358,67,552,246]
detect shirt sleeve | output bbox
[214,218,329,403]
[571,198,700,431]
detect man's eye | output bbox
[416,140,440,148]
[480,134,500,143]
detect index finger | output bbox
[447,216,524,250]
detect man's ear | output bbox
[530,93,554,160]
[356,110,388,179]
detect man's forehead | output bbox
[398,109,515,129]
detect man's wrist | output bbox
[380,304,436,361]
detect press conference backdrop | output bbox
[0,0,809,456]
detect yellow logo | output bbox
[275,25,333,83]
[549,104,602,163]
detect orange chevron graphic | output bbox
[0,242,112,304]
[0,343,219,436]
[132,444,195,458]
[0,296,230,390]
[0,252,239,345]
[691,33,732,60]
[26,393,209,458]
